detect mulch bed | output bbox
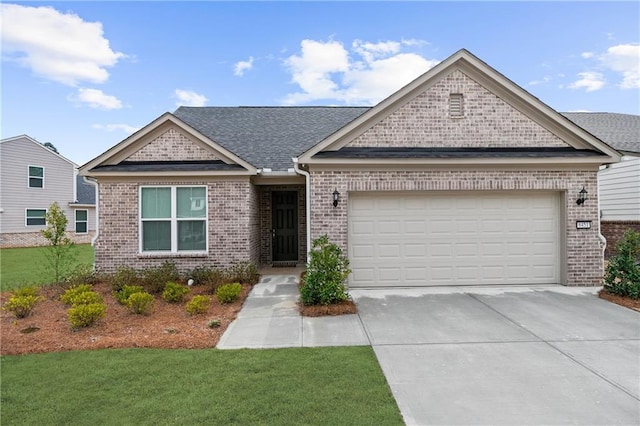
[299,300,358,317]
[598,289,640,312]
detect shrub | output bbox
[604,230,640,299]
[3,289,43,319]
[142,261,180,294]
[68,303,106,329]
[186,295,211,315]
[188,266,213,286]
[162,281,190,303]
[126,291,155,315]
[215,283,242,304]
[300,235,351,306]
[227,261,260,285]
[110,266,140,292]
[207,319,221,328]
[115,285,145,305]
[68,291,103,306]
[65,264,98,286]
[60,284,93,306]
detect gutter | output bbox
[292,158,311,264]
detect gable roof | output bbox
[0,134,77,167]
[562,113,640,155]
[75,175,96,205]
[173,106,369,171]
[298,49,621,165]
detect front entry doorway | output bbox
[272,191,299,263]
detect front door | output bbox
[272,191,298,262]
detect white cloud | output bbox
[528,76,552,86]
[0,4,125,86]
[569,71,606,92]
[69,88,123,109]
[599,43,639,89]
[581,52,595,59]
[92,123,140,134]
[283,38,437,105]
[234,56,254,76]
[174,89,208,107]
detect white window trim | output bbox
[75,209,88,234]
[25,208,47,227]
[139,185,208,254]
[28,165,45,189]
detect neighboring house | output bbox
[563,113,640,258]
[0,135,96,248]
[80,49,621,287]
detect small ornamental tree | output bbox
[604,230,640,299]
[300,235,351,306]
[41,202,77,283]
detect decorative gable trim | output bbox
[298,49,621,165]
[79,113,257,176]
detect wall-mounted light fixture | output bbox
[332,189,340,208]
[576,187,588,205]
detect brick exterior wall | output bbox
[258,185,307,264]
[129,128,220,161]
[0,231,95,248]
[309,169,603,286]
[601,221,640,259]
[95,179,258,274]
[347,69,569,149]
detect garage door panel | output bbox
[349,192,560,287]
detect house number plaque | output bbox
[576,221,592,229]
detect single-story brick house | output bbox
[79,49,620,287]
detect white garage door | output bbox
[348,192,560,287]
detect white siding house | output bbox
[0,135,96,247]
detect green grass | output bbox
[0,244,94,292]
[1,347,403,425]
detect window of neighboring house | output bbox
[26,209,46,226]
[75,210,88,234]
[28,166,44,188]
[140,186,207,253]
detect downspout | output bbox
[597,180,607,269]
[83,176,99,247]
[292,157,311,264]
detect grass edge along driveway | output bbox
[1,346,403,425]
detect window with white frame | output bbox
[140,186,207,252]
[26,209,46,226]
[75,210,88,233]
[28,166,44,188]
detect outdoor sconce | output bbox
[576,187,588,205]
[332,189,341,208]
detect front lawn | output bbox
[1,347,403,425]
[0,244,94,292]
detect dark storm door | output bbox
[272,191,298,262]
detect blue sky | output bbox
[2,1,639,165]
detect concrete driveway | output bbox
[351,286,640,426]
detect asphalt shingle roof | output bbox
[173,106,370,171]
[76,174,96,204]
[562,112,640,154]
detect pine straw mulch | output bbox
[598,289,640,312]
[0,282,251,356]
[298,300,358,317]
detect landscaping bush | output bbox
[64,263,99,286]
[67,291,103,306]
[215,283,242,304]
[188,266,214,286]
[227,261,260,285]
[162,281,190,303]
[142,261,180,294]
[300,235,351,306]
[110,266,140,292]
[60,284,93,306]
[604,230,640,299]
[126,291,155,315]
[3,287,43,319]
[68,303,106,329]
[186,295,211,315]
[114,285,145,305]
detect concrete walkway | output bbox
[217,272,368,349]
[219,274,640,425]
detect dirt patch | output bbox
[0,282,250,355]
[299,300,358,317]
[598,289,640,312]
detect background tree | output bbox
[42,142,59,153]
[41,202,76,283]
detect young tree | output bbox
[41,202,77,283]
